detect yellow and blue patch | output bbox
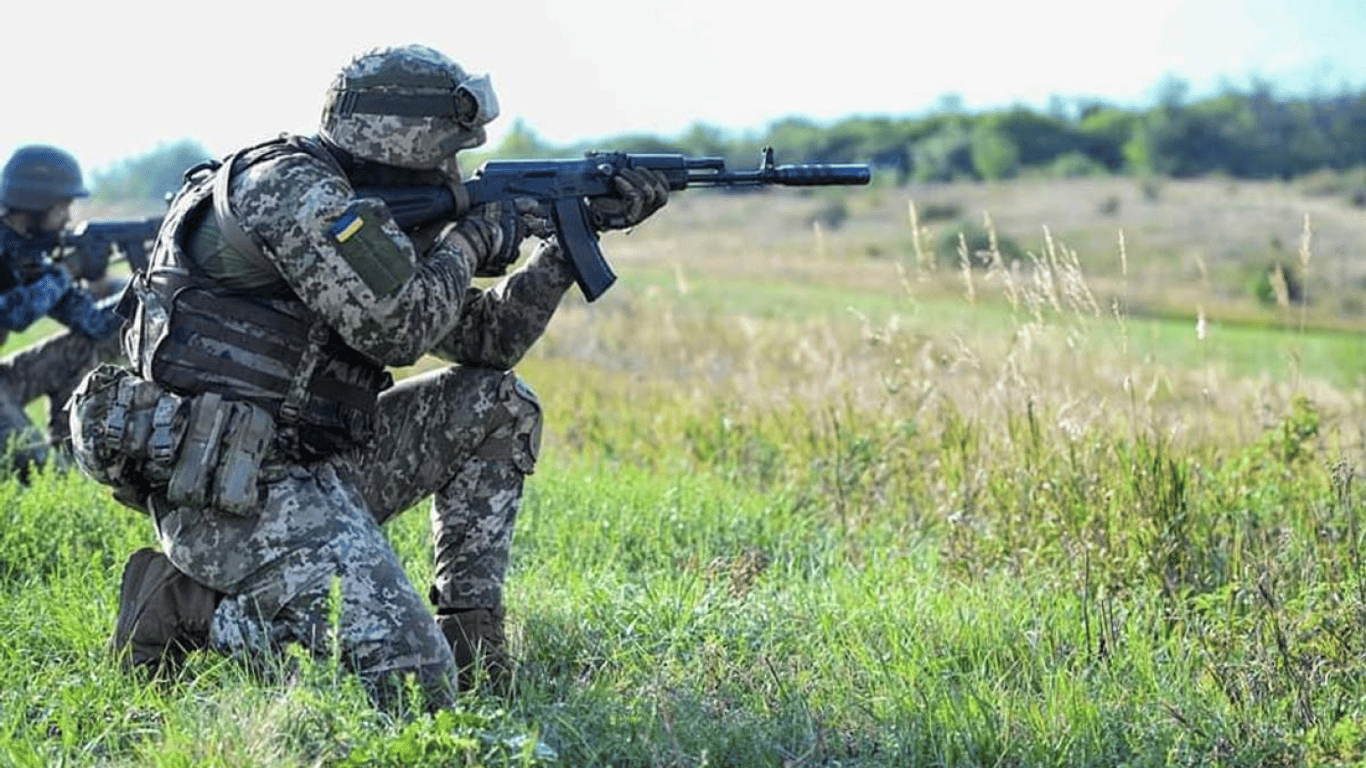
[329,207,365,243]
[329,199,414,298]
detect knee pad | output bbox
[498,373,542,475]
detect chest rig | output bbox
[124,135,392,460]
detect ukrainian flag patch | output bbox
[329,198,414,298]
[329,207,365,243]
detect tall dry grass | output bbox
[4,178,1365,766]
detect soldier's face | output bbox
[38,200,72,234]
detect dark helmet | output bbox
[1,145,89,211]
[319,44,498,171]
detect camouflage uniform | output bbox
[0,145,123,474]
[0,306,122,469]
[132,134,573,704]
[80,44,666,708]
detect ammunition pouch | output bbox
[70,364,278,516]
[166,391,276,514]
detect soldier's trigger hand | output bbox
[510,197,554,240]
[440,200,528,279]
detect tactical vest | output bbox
[125,135,391,460]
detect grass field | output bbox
[2,174,1365,766]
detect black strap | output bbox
[177,288,310,339]
[171,291,383,413]
[159,342,379,414]
[334,90,463,119]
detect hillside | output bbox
[603,174,1366,321]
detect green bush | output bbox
[912,121,976,182]
[969,126,1020,181]
[1249,259,1306,306]
[916,200,963,223]
[933,221,1025,269]
[1048,150,1110,179]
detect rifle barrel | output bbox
[686,163,871,187]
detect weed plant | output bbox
[2,188,1365,766]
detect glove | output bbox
[587,167,670,231]
[18,256,67,285]
[440,198,551,278]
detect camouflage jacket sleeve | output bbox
[429,240,576,370]
[0,269,72,331]
[49,287,120,339]
[233,150,474,367]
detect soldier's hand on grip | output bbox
[441,197,549,278]
[588,167,669,231]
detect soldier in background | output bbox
[71,43,668,710]
[0,145,122,477]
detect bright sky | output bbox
[4,0,1364,174]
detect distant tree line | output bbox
[90,139,213,204]
[92,77,1366,203]
[490,77,1366,185]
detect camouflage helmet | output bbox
[319,44,498,169]
[1,144,89,211]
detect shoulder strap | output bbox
[285,134,349,177]
[210,134,341,267]
[211,149,268,264]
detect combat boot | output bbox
[110,547,222,673]
[437,605,510,693]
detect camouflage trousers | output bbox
[0,329,122,472]
[149,364,542,702]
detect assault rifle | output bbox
[358,147,872,301]
[3,218,160,282]
[62,218,161,277]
